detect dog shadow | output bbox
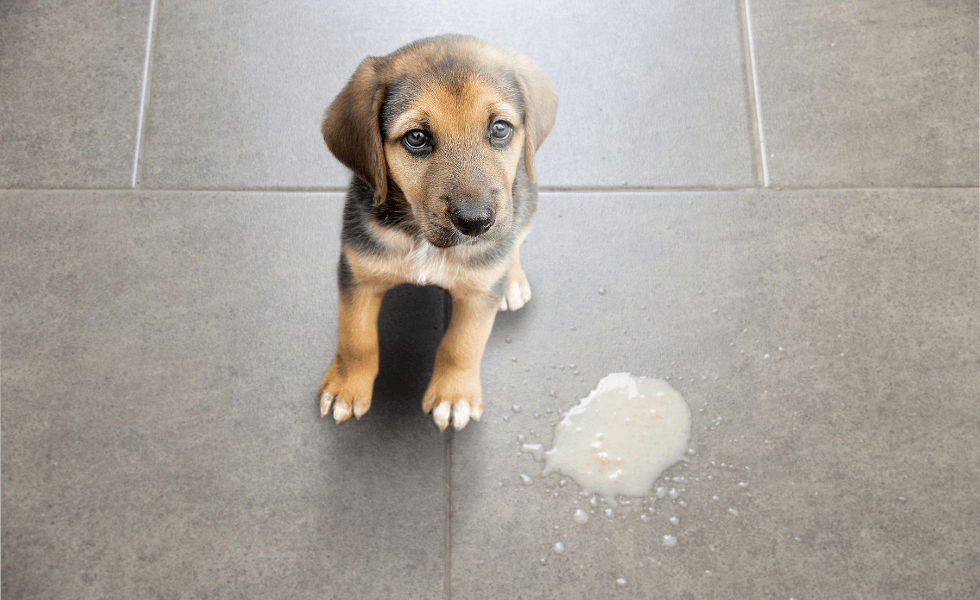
[367,283,451,425]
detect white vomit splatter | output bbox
[542,374,691,497]
[521,443,545,461]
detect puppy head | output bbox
[322,35,558,247]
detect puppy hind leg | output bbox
[499,246,532,311]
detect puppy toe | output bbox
[504,280,531,311]
[320,392,335,418]
[433,401,452,431]
[452,401,471,430]
[333,400,353,424]
[353,395,371,419]
[469,401,483,422]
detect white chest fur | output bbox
[359,220,506,294]
[404,239,459,288]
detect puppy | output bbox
[318,35,557,431]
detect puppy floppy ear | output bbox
[322,57,389,205]
[513,56,558,183]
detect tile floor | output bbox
[1,1,978,599]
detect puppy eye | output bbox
[402,130,431,152]
[489,121,513,142]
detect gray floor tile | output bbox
[0,191,448,599]
[141,0,754,190]
[450,190,979,599]
[0,0,150,188]
[750,0,979,187]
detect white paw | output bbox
[500,279,531,311]
[320,391,370,423]
[428,399,483,431]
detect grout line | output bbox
[542,185,980,193]
[445,429,453,600]
[131,0,159,189]
[4,185,977,195]
[740,0,770,188]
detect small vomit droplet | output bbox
[616,578,627,587]
[663,535,678,547]
[669,516,679,526]
[640,514,651,523]
[728,508,739,516]
[573,509,589,525]
[512,405,523,413]
[553,542,565,554]
[521,443,545,461]
[520,474,533,486]
[598,287,607,295]
[511,356,518,362]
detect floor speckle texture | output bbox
[2,2,978,599]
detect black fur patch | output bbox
[337,250,355,291]
[341,177,419,256]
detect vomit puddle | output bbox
[541,373,691,499]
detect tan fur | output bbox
[383,81,524,247]
[319,35,557,430]
[319,285,386,422]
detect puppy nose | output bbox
[449,203,495,236]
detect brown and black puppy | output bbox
[319,35,557,431]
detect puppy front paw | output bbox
[319,360,375,423]
[421,370,484,431]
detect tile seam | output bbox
[3,186,977,196]
[3,186,978,195]
[445,429,453,600]
[131,0,159,189]
[741,0,770,188]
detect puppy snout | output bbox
[448,203,496,237]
